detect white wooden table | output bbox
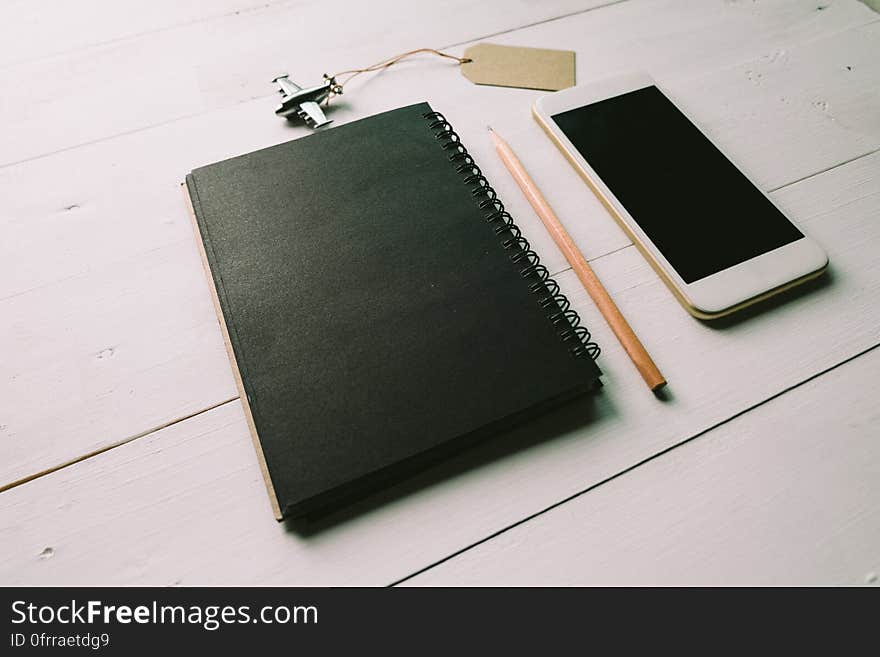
[2,0,879,586]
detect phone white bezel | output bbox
[533,73,828,318]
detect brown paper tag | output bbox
[461,43,575,92]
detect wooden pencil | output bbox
[488,126,667,392]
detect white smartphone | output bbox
[533,73,828,319]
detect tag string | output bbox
[327,48,471,94]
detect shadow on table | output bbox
[284,388,616,537]
[701,265,835,331]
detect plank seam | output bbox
[767,145,880,193]
[0,396,239,495]
[442,0,626,49]
[388,341,880,586]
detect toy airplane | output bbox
[272,74,342,128]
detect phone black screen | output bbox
[551,86,803,283]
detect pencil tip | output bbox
[486,125,493,132]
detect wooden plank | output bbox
[404,348,880,586]
[1,149,877,585]
[0,0,613,167]
[2,12,878,487]
[0,0,872,168]
[0,1,295,67]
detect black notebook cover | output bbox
[186,102,601,519]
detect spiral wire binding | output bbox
[423,111,600,361]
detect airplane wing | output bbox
[274,76,301,96]
[297,101,331,128]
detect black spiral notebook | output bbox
[185,102,601,519]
